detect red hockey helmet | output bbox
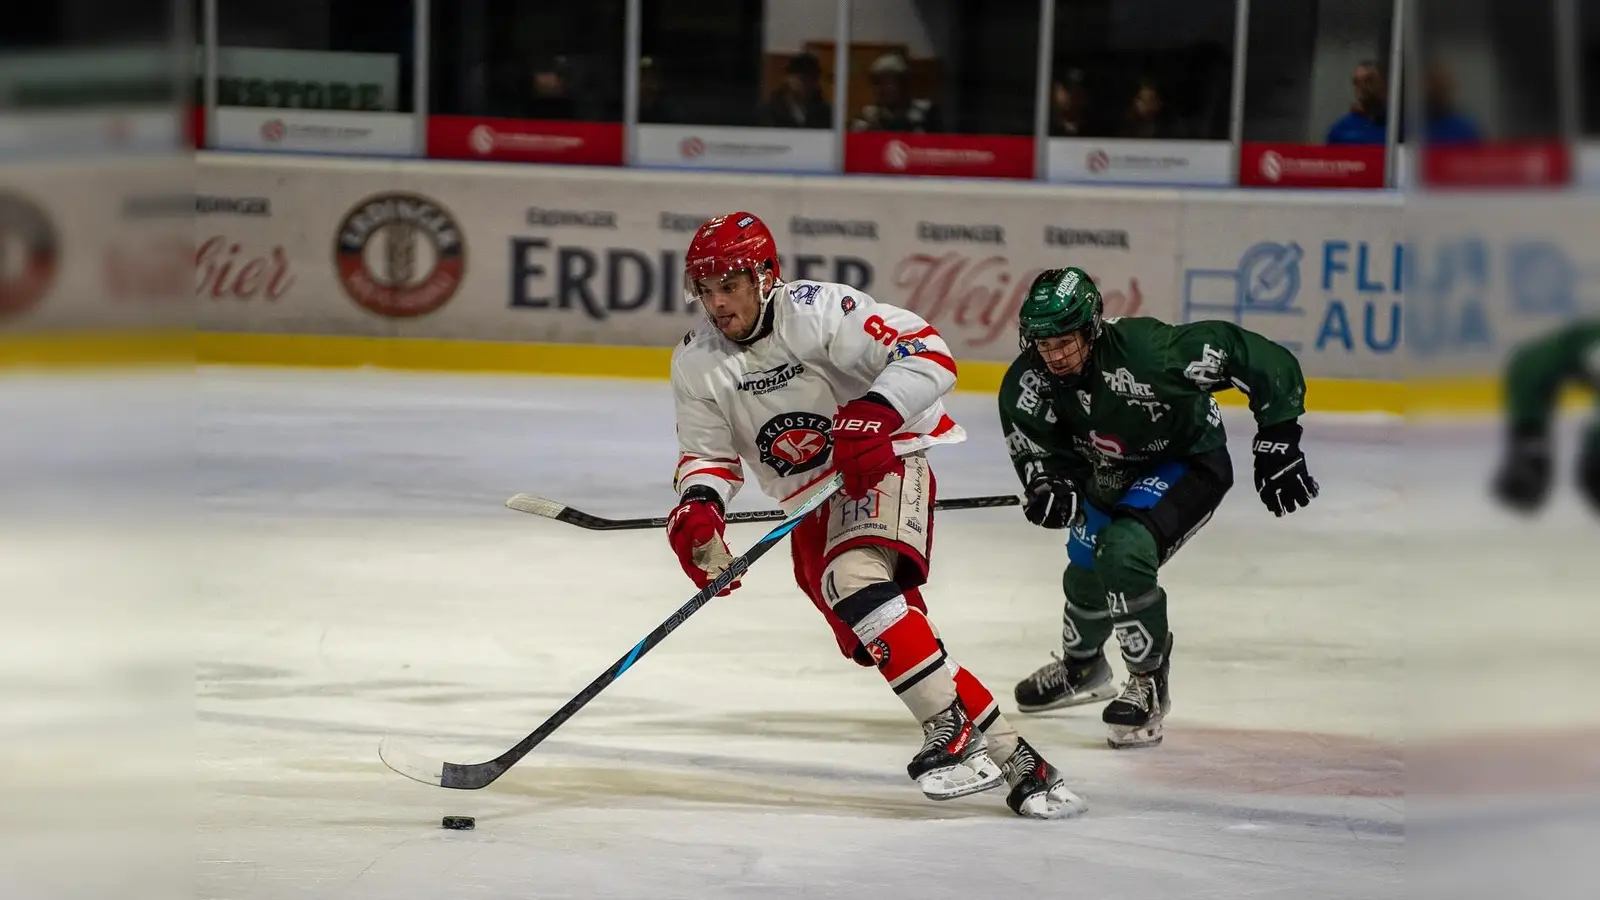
[682,211,782,313]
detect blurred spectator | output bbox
[638,55,688,124]
[518,55,579,120]
[1048,69,1091,137]
[850,53,942,133]
[1116,77,1186,139]
[1422,61,1482,145]
[1326,59,1389,144]
[758,52,831,129]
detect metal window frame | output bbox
[625,0,642,164]
[1385,0,1404,188]
[1555,0,1580,141]
[414,0,429,150]
[203,0,218,147]
[833,0,852,171]
[1032,0,1056,179]
[1228,0,1250,177]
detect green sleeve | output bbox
[1504,320,1600,433]
[997,358,1091,486]
[1167,320,1308,427]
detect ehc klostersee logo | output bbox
[0,191,60,318]
[334,192,466,318]
[756,412,832,476]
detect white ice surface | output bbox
[21,366,1600,899]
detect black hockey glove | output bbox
[1023,468,1083,529]
[1252,420,1319,517]
[1491,427,1553,514]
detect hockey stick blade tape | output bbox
[505,495,567,518]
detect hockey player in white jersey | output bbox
[666,211,1084,819]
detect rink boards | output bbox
[5,152,1599,413]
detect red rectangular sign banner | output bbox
[428,116,624,166]
[1421,142,1572,189]
[1238,143,1387,189]
[844,132,1034,179]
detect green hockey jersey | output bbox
[998,317,1309,507]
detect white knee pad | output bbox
[822,546,907,645]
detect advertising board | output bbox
[632,125,834,173]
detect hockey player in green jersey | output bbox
[998,267,1319,749]
[1491,319,1600,515]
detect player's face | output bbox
[696,270,762,340]
[1036,331,1090,377]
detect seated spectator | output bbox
[758,52,832,129]
[1326,60,1389,145]
[1048,69,1091,137]
[1423,62,1481,145]
[850,53,942,133]
[1116,78,1186,139]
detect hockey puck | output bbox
[441,815,475,830]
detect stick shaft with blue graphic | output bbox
[378,473,846,791]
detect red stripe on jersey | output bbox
[916,351,957,376]
[682,466,743,484]
[890,413,959,443]
[679,454,739,467]
[901,325,941,342]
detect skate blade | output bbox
[918,756,1004,801]
[1105,722,1164,750]
[1015,684,1118,714]
[1014,784,1089,820]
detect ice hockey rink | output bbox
[6,365,1599,899]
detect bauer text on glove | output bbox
[1252,420,1319,516]
[831,394,905,499]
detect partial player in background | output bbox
[1491,319,1600,515]
[666,212,1084,818]
[999,268,1317,749]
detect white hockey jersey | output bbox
[671,279,965,513]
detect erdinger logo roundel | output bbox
[0,191,60,318]
[334,192,466,318]
[756,412,832,477]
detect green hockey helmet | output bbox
[1018,267,1104,351]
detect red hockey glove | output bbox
[666,488,740,596]
[831,394,905,499]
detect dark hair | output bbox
[786,53,821,78]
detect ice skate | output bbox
[1013,651,1116,713]
[1000,737,1087,819]
[1103,633,1173,749]
[907,700,1004,800]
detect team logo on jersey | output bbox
[756,412,832,476]
[887,337,929,363]
[1076,390,1092,415]
[789,282,822,305]
[866,637,891,669]
[840,296,857,314]
[1102,366,1170,422]
[1087,430,1126,459]
[1183,344,1228,389]
[737,361,805,394]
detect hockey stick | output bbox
[377,473,846,791]
[506,490,1020,531]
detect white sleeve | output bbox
[825,292,958,418]
[670,356,745,505]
